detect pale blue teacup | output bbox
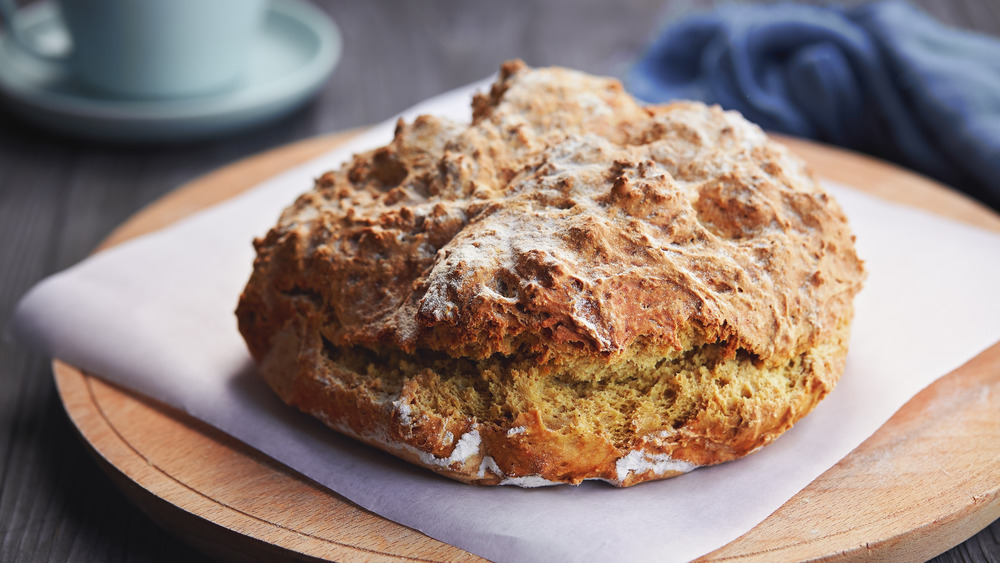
[0,0,267,99]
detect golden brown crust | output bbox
[237,61,865,487]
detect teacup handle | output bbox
[0,0,71,61]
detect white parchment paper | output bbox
[8,82,1000,562]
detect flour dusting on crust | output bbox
[237,61,865,487]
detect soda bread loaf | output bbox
[236,61,865,487]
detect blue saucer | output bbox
[0,0,342,142]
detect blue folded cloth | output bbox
[628,1,1000,210]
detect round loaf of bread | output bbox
[237,60,865,487]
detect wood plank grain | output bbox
[51,132,1000,562]
[0,136,215,563]
[0,145,74,563]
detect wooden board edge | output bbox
[52,361,342,562]
[53,360,471,562]
[774,134,1000,234]
[702,340,1000,562]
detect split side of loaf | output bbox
[237,61,866,487]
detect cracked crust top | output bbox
[236,61,865,486]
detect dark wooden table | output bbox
[2,1,998,561]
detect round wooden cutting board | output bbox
[53,133,1000,562]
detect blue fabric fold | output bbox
[628,1,1000,210]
